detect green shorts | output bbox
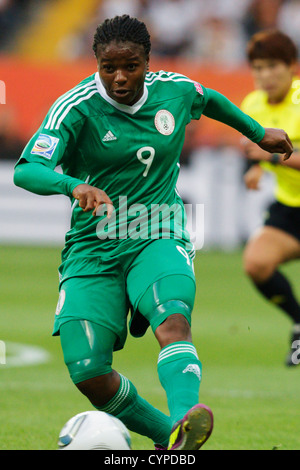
[53,239,196,350]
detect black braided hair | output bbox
[93,15,151,58]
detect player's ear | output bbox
[290,61,297,75]
[145,55,150,71]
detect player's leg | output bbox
[243,225,300,365]
[127,240,213,450]
[55,275,171,448]
[138,275,213,450]
[138,275,200,421]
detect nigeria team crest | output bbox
[154,110,175,135]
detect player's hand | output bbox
[244,164,264,190]
[257,128,293,161]
[72,184,114,217]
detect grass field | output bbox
[1,244,300,450]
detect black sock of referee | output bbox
[254,270,300,324]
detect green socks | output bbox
[94,374,171,447]
[94,341,202,446]
[157,341,202,425]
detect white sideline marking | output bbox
[0,342,51,368]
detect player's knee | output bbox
[155,313,192,348]
[59,320,116,389]
[243,252,274,283]
[137,274,195,347]
[75,370,120,407]
[65,354,113,386]
[139,274,194,320]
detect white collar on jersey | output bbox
[95,72,148,115]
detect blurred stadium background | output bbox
[1,0,300,450]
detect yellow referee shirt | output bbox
[241,78,300,207]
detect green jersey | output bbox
[17,71,208,258]
[16,70,265,281]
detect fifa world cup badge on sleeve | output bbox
[31,133,59,159]
[193,81,204,95]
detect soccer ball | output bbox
[58,411,132,450]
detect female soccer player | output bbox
[241,30,300,367]
[14,16,293,449]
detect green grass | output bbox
[1,245,300,450]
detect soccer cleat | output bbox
[154,444,167,450]
[167,404,213,450]
[285,326,300,367]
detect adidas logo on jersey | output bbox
[102,130,117,142]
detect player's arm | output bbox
[14,111,114,217]
[14,162,113,218]
[14,162,84,197]
[203,89,293,160]
[244,164,264,190]
[241,138,300,170]
[13,118,84,198]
